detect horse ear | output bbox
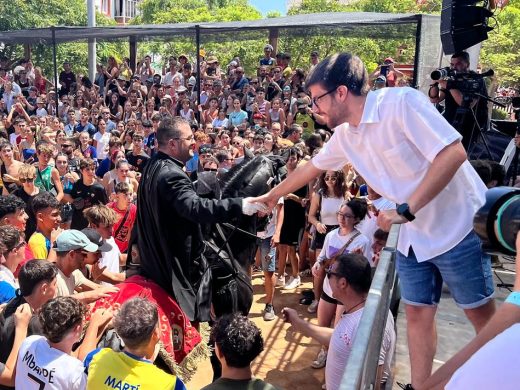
[243,147,254,161]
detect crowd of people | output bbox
[0,43,518,390]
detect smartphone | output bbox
[380,65,389,77]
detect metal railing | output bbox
[339,224,401,390]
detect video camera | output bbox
[474,187,520,255]
[431,68,494,94]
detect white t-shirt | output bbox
[312,87,487,262]
[93,131,111,160]
[446,323,520,390]
[15,335,86,390]
[257,198,284,239]
[0,264,18,289]
[100,237,121,283]
[317,229,370,298]
[326,309,395,390]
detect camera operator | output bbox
[429,51,488,150]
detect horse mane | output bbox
[219,155,270,198]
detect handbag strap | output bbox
[322,230,361,265]
[113,206,131,239]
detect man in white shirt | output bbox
[253,52,495,389]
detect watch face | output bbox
[397,203,408,215]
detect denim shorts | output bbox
[258,237,276,272]
[396,230,494,309]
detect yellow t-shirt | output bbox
[84,348,186,390]
[28,232,50,259]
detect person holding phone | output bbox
[369,57,404,87]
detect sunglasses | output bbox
[232,141,242,146]
[19,177,35,183]
[325,266,342,279]
[61,144,72,148]
[204,168,218,172]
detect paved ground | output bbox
[186,258,516,390]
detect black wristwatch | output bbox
[396,203,416,222]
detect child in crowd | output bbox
[84,297,187,390]
[27,192,61,260]
[15,296,112,389]
[83,205,126,278]
[107,182,137,253]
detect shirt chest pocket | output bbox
[382,140,424,179]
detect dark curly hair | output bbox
[114,298,158,348]
[211,313,264,368]
[317,170,346,198]
[39,296,87,343]
[0,194,26,219]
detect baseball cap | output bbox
[264,44,273,51]
[229,60,238,67]
[253,113,263,120]
[310,51,319,57]
[54,230,98,253]
[206,56,218,64]
[384,57,394,64]
[176,86,188,93]
[162,94,173,101]
[376,75,387,83]
[81,228,112,252]
[283,85,291,92]
[188,76,196,86]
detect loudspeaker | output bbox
[441,0,494,55]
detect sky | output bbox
[249,0,287,16]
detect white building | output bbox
[95,0,141,24]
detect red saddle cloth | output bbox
[91,275,202,364]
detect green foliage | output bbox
[492,107,509,119]
[481,0,520,87]
[0,0,127,78]
[134,0,263,74]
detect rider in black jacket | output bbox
[132,116,260,321]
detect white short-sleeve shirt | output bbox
[312,87,487,262]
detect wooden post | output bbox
[129,36,137,73]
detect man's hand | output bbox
[271,233,280,247]
[248,191,278,214]
[281,307,300,327]
[91,260,107,281]
[377,209,407,232]
[14,303,32,330]
[51,227,63,244]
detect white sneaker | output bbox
[308,299,319,313]
[283,276,301,290]
[276,275,286,287]
[312,347,327,369]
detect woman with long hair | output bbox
[92,116,110,162]
[109,93,123,121]
[307,170,348,313]
[55,152,79,229]
[106,159,139,200]
[310,199,370,372]
[18,126,37,163]
[33,67,54,95]
[102,150,128,192]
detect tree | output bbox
[0,0,126,78]
[133,0,263,74]
[480,0,520,86]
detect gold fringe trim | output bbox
[159,322,212,382]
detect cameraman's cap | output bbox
[383,57,394,64]
[206,56,218,64]
[376,75,387,83]
[81,228,112,252]
[55,230,98,253]
[264,44,274,51]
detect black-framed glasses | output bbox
[325,266,342,279]
[204,168,218,172]
[312,88,337,108]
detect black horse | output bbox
[196,153,286,318]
